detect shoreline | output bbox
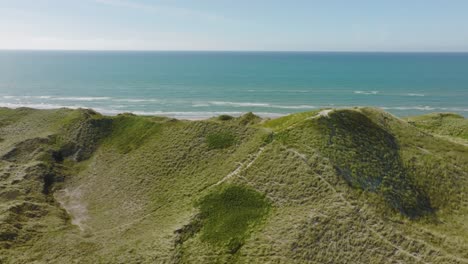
[0,105,287,120]
[1,105,466,121]
[1,96,467,119]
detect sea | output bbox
[1,51,467,119]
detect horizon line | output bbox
[1,49,468,54]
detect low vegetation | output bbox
[0,107,466,263]
[206,132,236,149]
[197,185,270,253]
[105,115,164,153]
[217,114,234,121]
[406,112,468,142]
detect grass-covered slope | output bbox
[0,107,467,263]
[405,113,468,144]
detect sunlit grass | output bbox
[197,185,270,253]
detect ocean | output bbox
[0,51,467,119]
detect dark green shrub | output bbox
[238,112,261,125]
[206,132,236,149]
[197,185,270,252]
[218,115,234,121]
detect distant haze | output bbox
[1,0,468,51]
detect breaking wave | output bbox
[354,91,379,95]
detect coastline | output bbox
[1,105,466,121]
[1,95,467,119]
[2,51,468,119]
[0,105,287,120]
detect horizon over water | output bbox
[1,50,467,119]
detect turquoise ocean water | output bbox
[0,51,467,119]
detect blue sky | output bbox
[1,0,467,51]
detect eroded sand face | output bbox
[305,109,333,120]
[55,187,89,231]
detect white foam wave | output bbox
[406,93,425,97]
[245,89,310,93]
[192,103,210,107]
[207,101,316,109]
[0,102,85,110]
[272,105,316,109]
[2,95,110,101]
[289,90,310,93]
[2,95,53,100]
[51,96,112,101]
[354,90,379,95]
[210,101,270,107]
[111,98,160,103]
[109,105,128,109]
[1,95,162,103]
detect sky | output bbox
[1,0,467,51]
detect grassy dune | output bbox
[0,107,467,263]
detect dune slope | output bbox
[0,107,467,263]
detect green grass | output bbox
[1,107,467,264]
[52,109,93,131]
[236,112,261,126]
[262,109,319,131]
[405,112,468,141]
[273,109,435,218]
[0,108,34,128]
[197,185,270,253]
[105,115,163,153]
[206,132,236,149]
